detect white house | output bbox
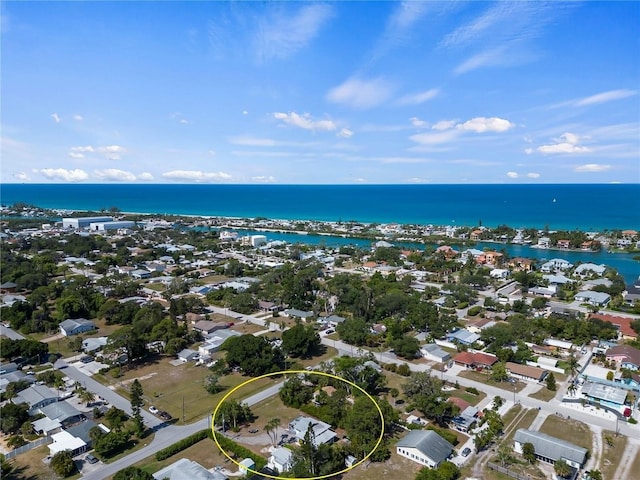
[540,258,572,273]
[268,447,293,474]
[420,344,451,363]
[239,458,255,475]
[177,349,199,362]
[289,416,336,447]
[59,318,96,336]
[575,290,611,307]
[153,458,228,480]
[574,263,607,277]
[513,429,587,469]
[396,430,454,468]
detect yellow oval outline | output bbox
[211,369,385,480]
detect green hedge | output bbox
[155,430,209,461]
[213,433,267,470]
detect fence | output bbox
[486,462,531,480]
[3,436,52,459]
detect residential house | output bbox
[59,318,96,336]
[82,337,108,353]
[446,329,481,346]
[513,429,588,469]
[556,239,571,249]
[451,406,479,433]
[420,344,451,363]
[14,385,59,415]
[581,381,628,410]
[540,258,572,273]
[537,237,551,249]
[589,313,638,340]
[452,351,498,369]
[239,458,255,475]
[575,290,611,308]
[467,318,497,334]
[324,315,346,327]
[574,263,607,277]
[396,430,454,468]
[623,277,640,306]
[193,320,230,335]
[48,430,88,457]
[288,416,337,447]
[198,329,241,357]
[0,370,35,394]
[606,345,640,371]
[282,309,314,321]
[268,447,293,474]
[508,257,533,272]
[506,362,548,382]
[177,349,199,363]
[153,458,228,480]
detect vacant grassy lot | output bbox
[100,357,273,423]
[458,370,527,393]
[4,444,59,480]
[538,415,592,451]
[528,385,557,402]
[341,448,421,480]
[599,430,627,480]
[503,408,539,443]
[229,322,265,335]
[448,387,487,406]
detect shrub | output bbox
[467,306,483,316]
[628,417,637,424]
[397,363,411,376]
[155,430,209,461]
[466,386,479,395]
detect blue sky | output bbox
[1,1,639,184]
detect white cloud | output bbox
[454,46,511,74]
[73,114,83,121]
[575,164,611,173]
[255,4,333,63]
[69,145,125,160]
[13,172,29,181]
[536,132,591,154]
[379,157,428,164]
[39,168,89,182]
[68,152,85,159]
[138,172,155,181]
[162,170,232,182]
[432,120,457,131]
[229,136,278,147]
[337,128,353,138]
[94,169,137,182]
[71,146,95,153]
[51,113,61,123]
[410,117,428,128]
[242,110,249,115]
[526,172,541,178]
[506,171,519,178]
[573,89,637,107]
[524,148,534,155]
[396,88,440,106]
[410,129,460,145]
[407,177,427,183]
[251,175,276,183]
[456,117,514,133]
[273,112,336,131]
[326,77,394,109]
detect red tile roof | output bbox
[590,313,638,339]
[453,351,498,367]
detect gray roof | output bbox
[15,384,58,406]
[514,429,588,465]
[396,430,453,465]
[40,401,82,421]
[153,458,228,480]
[60,318,95,331]
[65,420,98,443]
[581,381,627,405]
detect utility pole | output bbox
[182,396,185,424]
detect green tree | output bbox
[586,469,602,480]
[496,442,514,467]
[222,335,284,376]
[104,407,128,432]
[522,442,536,463]
[264,417,281,447]
[336,318,369,346]
[50,450,76,477]
[390,335,421,359]
[491,362,509,382]
[279,376,314,408]
[78,388,96,406]
[113,466,154,480]
[204,375,223,394]
[281,324,321,358]
[554,458,571,478]
[0,403,29,434]
[106,326,148,366]
[545,372,557,391]
[130,379,145,436]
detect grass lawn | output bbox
[297,346,338,369]
[528,385,557,402]
[341,449,422,480]
[599,430,627,480]
[538,415,592,451]
[448,387,487,406]
[458,370,527,393]
[229,322,265,335]
[135,436,231,476]
[4,444,58,480]
[503,408,540,443]
[502,404,522,427]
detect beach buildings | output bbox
[396,430,454,468]
[62,216,113,229]
[513,429,588,469]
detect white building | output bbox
[396,430,453,468]
[62,216,113,229]
[513,429,587,469]
[268,447,293,474]
[89,220,136,231]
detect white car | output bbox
[149,406,159,414]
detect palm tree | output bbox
[567,353,580,380]
[78,388,96,406]
[554,459,571,478]
[264,418,281,447]
[567,382,578,397]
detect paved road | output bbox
[80,379,284,479]
[55,359,164,429]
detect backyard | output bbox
[538,415,593,451]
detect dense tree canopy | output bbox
[281,324,321,358]
[222,335,285,376]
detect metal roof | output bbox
[514,429,587,465]
[581,381,627,405]
[396,430,453,465]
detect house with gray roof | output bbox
[513,429,588,468]
[574,263,607,277]
[289,415,337,447]
[39,401,85,428]
[420,344,451,363]
[283,309,314,321]
[14,384,59,414]
[153,458,228,480]
[396,430,454,468]
[59,318,96,336]
[268,447,293,474]
[575,290,611,307]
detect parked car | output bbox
[149,406,159,414]
[461,447,471,457]
[159,411,172,420]
[81,356,93,364]
[86,454,98,464]
[324,329,334,335]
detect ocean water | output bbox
[1,183,639,231]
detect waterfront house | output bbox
[540,258,572,273]
[556,239,571,249]
[574,263,607,277]
[513,429,587,469]
[508,257,533,271]
[396,430,454,468]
